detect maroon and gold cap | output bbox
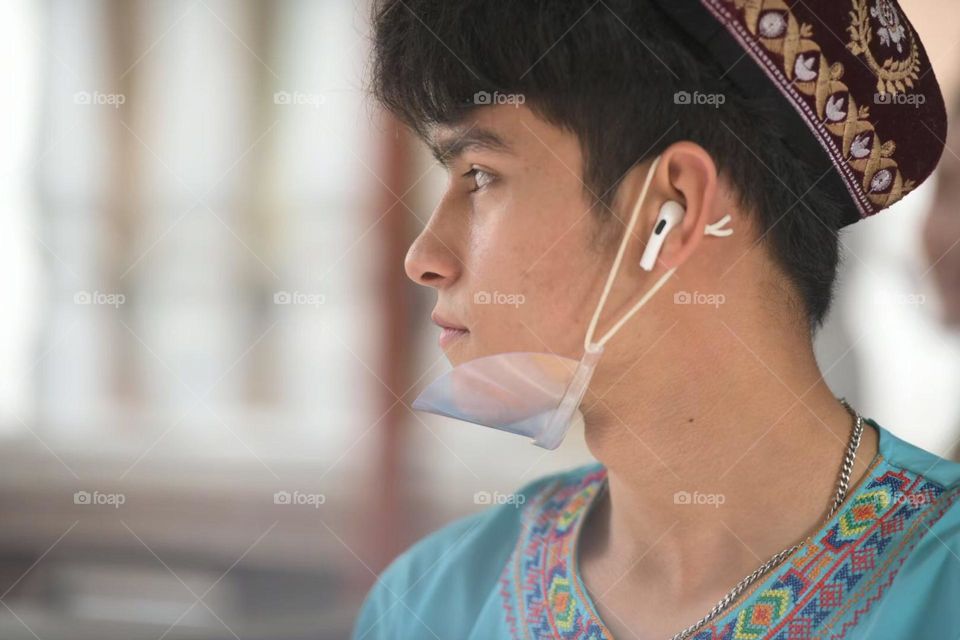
[654,0,947,227]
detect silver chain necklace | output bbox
[664,398,863,640]
[589,398,862,640]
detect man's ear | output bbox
[645,142,720,270]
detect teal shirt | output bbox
[352,418,960,639]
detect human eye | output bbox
[463,166,496,193]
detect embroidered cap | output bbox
[653,0,947,227]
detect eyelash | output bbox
[463,167,495,193]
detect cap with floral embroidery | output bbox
[654,0,947,227]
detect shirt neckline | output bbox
[566,415,887,638]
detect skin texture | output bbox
[404,104,879,639]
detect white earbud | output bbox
[639,200,685,271]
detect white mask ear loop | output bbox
[705,213,734,237]
[584,156,665,352]
[582,160,734,352]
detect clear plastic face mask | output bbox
[412,155,733,449]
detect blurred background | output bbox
[1,1,960,638]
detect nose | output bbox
[404,206,463,290]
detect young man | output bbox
[354,1,960,638]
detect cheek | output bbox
[467,202,602,356]
[526,237,607,354]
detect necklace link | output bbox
[668,399,864,640]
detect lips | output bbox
[432,310,469,348]
[438,326,469,348]
[431,311,468,332]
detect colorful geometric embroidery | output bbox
[681,467,958,640]
[498,455,959,640]
[498,465,612,639]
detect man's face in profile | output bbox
[404,104,621,366]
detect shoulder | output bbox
[868,481,960,634]
[863,418,960,628]
[350,461,604,639]
[871,416,960,490]
[868,416,960,553]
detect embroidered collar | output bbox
[498,422,960,639]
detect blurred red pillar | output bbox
[370,113,417,570]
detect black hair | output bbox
[368,0,849,333]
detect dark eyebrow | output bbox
[427,127,513,168]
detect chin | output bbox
[442,340,472,366]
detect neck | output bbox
[579,314,879,599]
